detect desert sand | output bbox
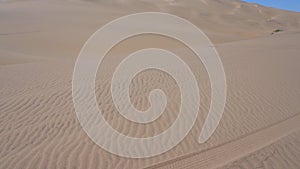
[1,0,300,169]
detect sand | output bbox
[1,0,300,168]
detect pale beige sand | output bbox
[1,0,300,169]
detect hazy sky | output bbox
[243,0,300,12]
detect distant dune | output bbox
[1,0,300,169]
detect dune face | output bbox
[1,0,300,169]
[1,0,300,62]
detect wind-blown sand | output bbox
[1,0,300,169]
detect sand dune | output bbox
[1,0,300,169]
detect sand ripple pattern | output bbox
[1,27,300,169]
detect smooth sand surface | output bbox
[1,0,300,169]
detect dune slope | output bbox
[1,0,300,169]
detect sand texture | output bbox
[1,0,300,169]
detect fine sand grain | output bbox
[1,0,300,169]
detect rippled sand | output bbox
[1,0,300,168]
